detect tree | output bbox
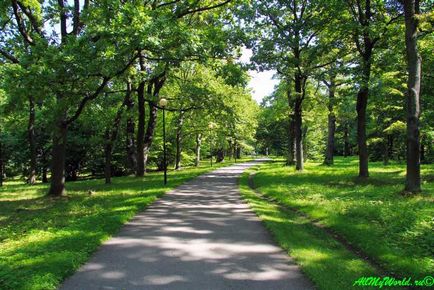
[344,0,401,177]
[402,0,424,192]
[241,0,338,170]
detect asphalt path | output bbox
[60,160,313,290]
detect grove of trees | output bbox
[0,0,432,194]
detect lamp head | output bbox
[159,98,168,107]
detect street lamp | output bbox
[208,122,216,167]
[159,98,168,185]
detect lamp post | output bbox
[208,122,216,167]
[159,98,168,185]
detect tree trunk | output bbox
[293,73,304,171]
[404,0,421,192]
[104,130,113,184]
[195,133,201,167]
[48,118,68,196]
[356,50,372,178]
[383,135,390,165]
[126,87,136,173]
[216,148,225,162]
[356,86,369,177]
[143,101,158,171]
[294,99,304,171]
[324,114,336,165]
[174,112,184,170]
[236,146,241,159]
[420,142,425,163]
[105,83,131,183]
[286,116,295,165]
[0,135,3,186]
[324,75,336,166]
[135,81,146,177]
[227,139,233,160]
[143,75,166,171]
[28,96,37,184]
[343,124,350,157]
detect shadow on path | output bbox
[61,160,313,290]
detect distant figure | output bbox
[265,147,269,156]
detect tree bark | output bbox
[195,133,201,167]
[104,84,131,183]
[324,73,337,165]
[135,81,146,177]
[48,117,68,196]
[0,135,3,186]
[143,75,166,171]
[216,148,225,162]
[143,101,158,171]
[174,111,184,170]
[104,129,113,184]
[383,135,390,165]
[356,49,372,178]
[28,96,37,184]
[356,85,369,177]
[343,124,350,157]
[126,101,136,173]
[294,101,304,170]
[404,0,421,192]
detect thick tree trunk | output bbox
[227,139,233,160]
[48,119,68,196]
[324,76,336,166]
[143,75,166,171]
[143,101,158,171]
[293,74,305,171]
[126,87,136,173]
[356,86,369,177]
[136,81,146,177]
[404,0,421,192]
[356,52,372,178]
[286,116,295,165]
[236,146,241,159]
[324,114,336,165]
[174,112,184,170]
[195,133,201,167]
[28,96,37,184]
[216,148,225,163]
[294,99,304,171]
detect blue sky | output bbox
[240,48,279,104]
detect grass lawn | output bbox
[0,159,246,290]
[241,157,433,289]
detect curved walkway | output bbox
[61,160,313,290]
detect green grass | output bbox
[241,157,433,288]
[239,170,377,290]
[0,159,246,290]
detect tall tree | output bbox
[345,0,401,177]
[403,0,422,192]
[243,0,336,170]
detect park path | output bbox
[60,160,313,290]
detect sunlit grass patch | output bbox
[248,157,433,280]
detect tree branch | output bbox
[176,0,232,18]
[0,48,19,63]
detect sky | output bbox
[239,48,279,104]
